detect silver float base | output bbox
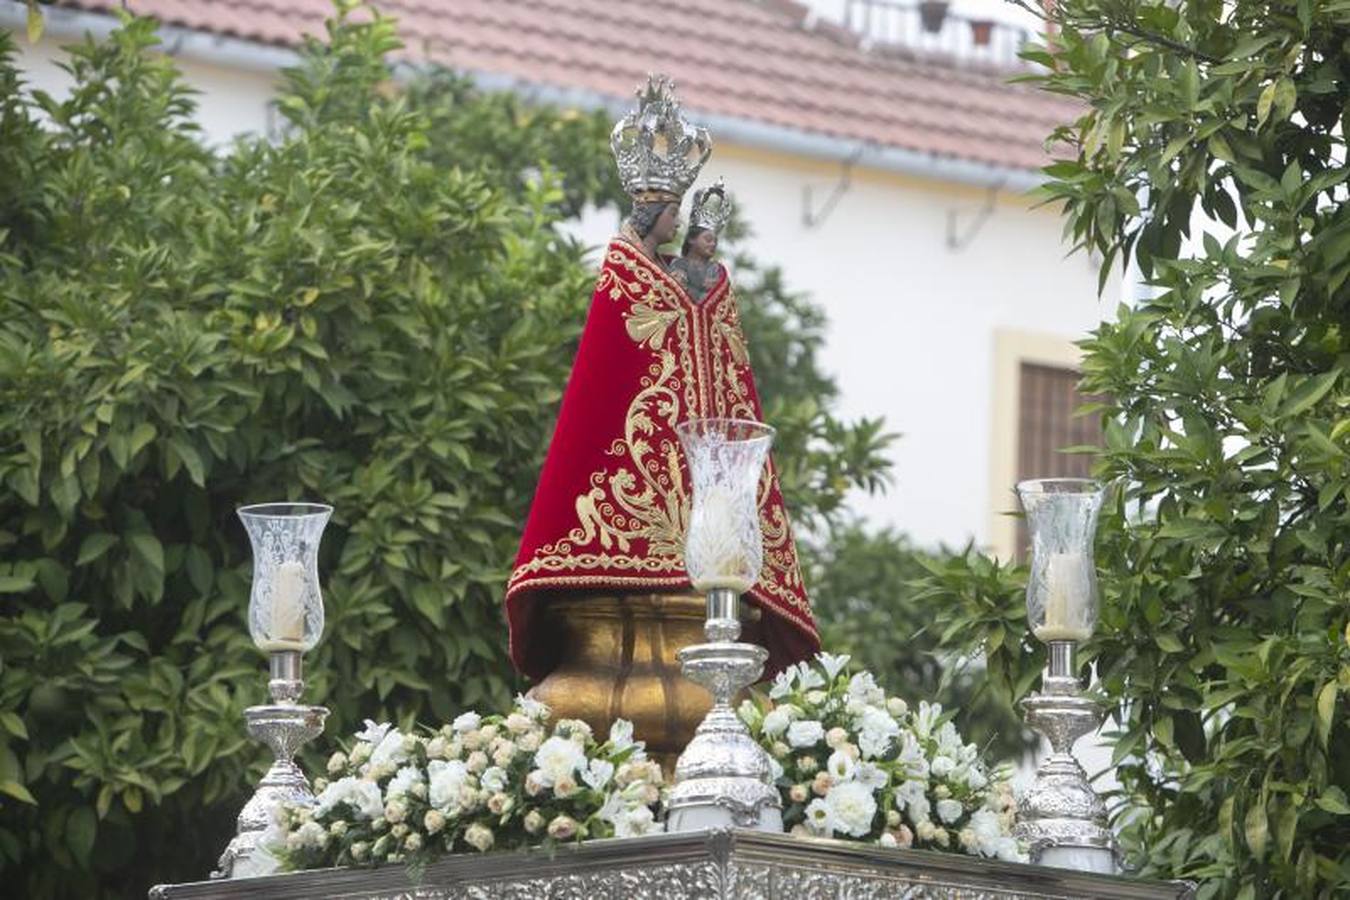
[152,828,1194,899]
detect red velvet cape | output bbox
[506,238,819,680]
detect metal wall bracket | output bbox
[946,182,1004,250]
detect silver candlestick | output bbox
[1015,640,1114,872]
[1013,478,1115,873]
[215,652,328,878]
[665,587,782,832]
[215,502,333,878]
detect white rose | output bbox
[548,815,579,840]
[427,759,469,810]
[370,729,408,769]
[452,711,482,733]
[404,832,423,852]
[385,765,423,799]
[423,809,446,834]
[936,798,964,824]
[762,707,794,737]
[383,799,407,824]
[554,775,579,798]
[524,809,546,834]
[787,720,825,748]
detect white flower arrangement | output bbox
[740,653,1025,862]
[268,695,663,871]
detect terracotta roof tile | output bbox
[54,0,1074,172]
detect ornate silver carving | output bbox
[666,590,783,832]
[1015,642,1115,868]
[610,74,711,201]
[151,829,1192,899]
[213,652,328,879]
[689,177,732,236]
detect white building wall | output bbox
[10,6,1115,553]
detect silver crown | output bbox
[688,177,732,235]
[610,75,711,202]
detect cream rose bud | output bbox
[517,731,542,752]
[825,727,849,749]
[772,741,791,758]
[479,724,500,741]
[383,800,407,824]
[805,690,828,705]
[349,743,372,764]
[404,832,423,852]
[548,815,579,840]
[424,809,446,834]
[641,783,660,806]
[506,713,532,734]
[464,823,494,852]
[285,833,304,852]
[524,809,546,834]
[462,730,483,751]
[327,751,348,774]
[488,792,514,815]
[412,782,428,800]
[894,824,915,848]
[492,743,516,768]
[466,751,489,773]
[391,823,409,839]
[330,819,348,837]
[811,772,833,796]
[350,841,369,861]
[916,820,937,841]
[312,777,328,794]
[425,737,448,760]
[524,770,546,796]
[879,831,897,848]
[934,828,951,847]
[789,784,810,804]
[402,734,419,754]
[936,798,963,824]
[554,775,579,798]
[886,697,908,718]
[959,828,978,851]
[795,756,817,775]
[935,784,952,800]
[886,810,901,827]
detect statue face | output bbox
[691,229,717,260]
[654,203,680,244]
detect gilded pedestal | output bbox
[526,593,758,770]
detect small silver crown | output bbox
[688,177,732,235]
[610,74,711,202]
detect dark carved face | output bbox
[653,203,680,244]
[690,228,717,260]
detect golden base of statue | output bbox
[527,592,759,773]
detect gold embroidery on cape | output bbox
[509,242,810,623]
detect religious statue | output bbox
[504,76,818,762]
[669,177,731,303]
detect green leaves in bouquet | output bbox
[927,1,1350,895]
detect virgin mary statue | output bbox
[505,76,818,758]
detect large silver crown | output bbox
[688,177,733,235]
[611,75,711,202]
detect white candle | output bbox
[268,560,307,649]
[687,485,755,593]
[1035,552,1093,642]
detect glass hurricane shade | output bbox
[1016,479,1106,644]
[238,502,332,653]
[675,418,775,594]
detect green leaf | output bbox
[169,438,206,487]
[0,713,26,740]
[76,532,118,566]
[0,781,35,805]
[1245,802,1269,859]
[1279,371,1340,419]
[65,807,96,868]
[1316,681,1337,747]
[128,532,165,576]
[0,574,35,594]
[129,422,158,456]
[1155,633,1185,653]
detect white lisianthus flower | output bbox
[386,765,423,800]
[492,741,517,769]
[762,708,792,737]
[896,733,930,780]
[349,841,369,861]
[793,662,826,692]
[355,720,393,745]
[931,756,956,779]
[515,693,549,720]
[856,761,888,792]
[370,729,408,769]
[769,755,785,783]
[583,758,615,791]
[534,735,587,786]
[816,652,852,680]
[427,759,469,810]
[452,711,482,734]
[894,779,930,823]
[768,667,796,699]
[913,701,943,740]
[968,808,1004,855]
[738,699,762,730]
[846,672,885,708]
[826,750,856,782]
[464,823,494,852]
[856,706,900,759]
[425,736,448,760]
[804,797,836,835]
[967,768,989,791]
[608,719,636,750]
[787,720,825,748]
[936,798,964,825]
[524,770,546,796]
[825,781,878,837]
[481,766,508,793]
[621,804,656,836]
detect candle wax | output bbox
[271,560,307,645]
